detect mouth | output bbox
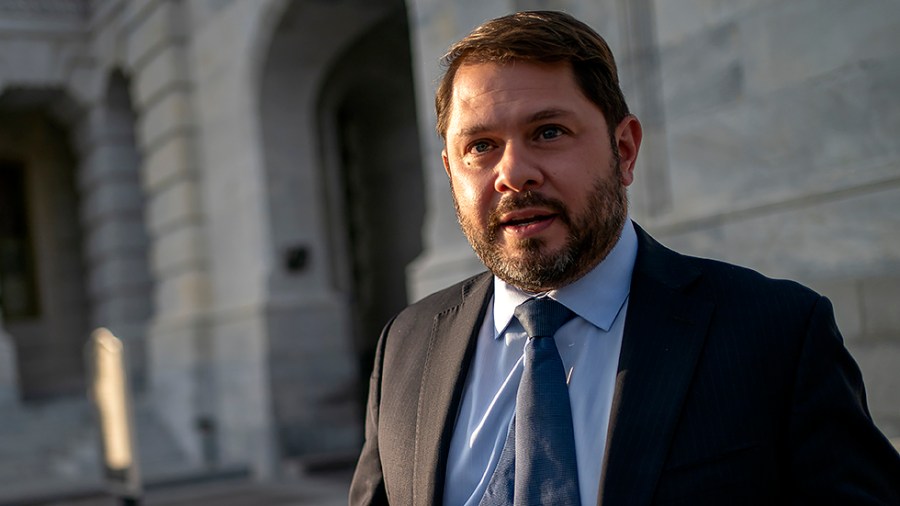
[498,210,558,235]
[489,192,568,239]
[501,213,554,227]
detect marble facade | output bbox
[0,0,897,497]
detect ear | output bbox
[442,148,451,178]
[614,115,642,187]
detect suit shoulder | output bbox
[671,254,827,325]
[690,255,818,298]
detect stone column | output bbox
[75,92,154,389]
[123,0,213,468]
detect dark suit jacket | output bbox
[350,225,900,505]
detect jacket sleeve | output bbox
[789,295,900,503]
[349,318,393,505]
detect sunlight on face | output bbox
[443,62,636,292]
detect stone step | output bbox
[0,394,189,494]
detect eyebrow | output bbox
[457,108,573,137]
[528,108,570,122]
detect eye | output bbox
[468,140,493,154]
[537,126,565,140]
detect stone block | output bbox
[147,319,203,465]
[741,0,900,96]
[860,276,900,341]
[78,142,142,193]
[137,87,192,151]
[184,0,238,33]
[125,0,186,71]
[146,177,202,234]
[209,310,276,468]
[665,56,900,221]
[101,106,139,141]
[659,21,743,118]
[78,102,131,149]
[65,58,104,108]
[0,38,62,86]
[264,299,359,456]
[0,400,102,491]
[94,294,153,328]
[80,178,146,223]
[153,269,209,318]
[122,0,158,32]
[132,43,189,110]
[84,216,150,262]
[653,0,762,46]
[87,255,153,298]
[89,9,126,71]
[141,134,196,193]
[150,221,206,276]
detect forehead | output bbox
[446,61,596,132]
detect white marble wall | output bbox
[88,0,215,470]
[185,0,279,475]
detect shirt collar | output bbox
[493,219,638,338]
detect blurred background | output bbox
[0,0,898,503]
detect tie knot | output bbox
[514,297,575,339]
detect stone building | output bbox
[0,0,897,498]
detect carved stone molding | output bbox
[0,0,88,18]
[0,0,89,38]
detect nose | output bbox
[494,141,544,193]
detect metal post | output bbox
[87,328,143,503]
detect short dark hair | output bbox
[435,10,630,139]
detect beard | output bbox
[452,161,628,293]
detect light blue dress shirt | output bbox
[444,220,638,506]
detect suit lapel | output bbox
[412,272,493,505]
[599,227,714,506]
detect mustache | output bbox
[488,191,571,231]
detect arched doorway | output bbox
[258,0,425,463]
[0,76,153,400]
[318,11,426,419]
[0,90,90,400]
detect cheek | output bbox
[452,174,491,211]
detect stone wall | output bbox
[0,0,896,497]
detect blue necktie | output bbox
[480,297,581,506]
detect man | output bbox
[350,10,900,505]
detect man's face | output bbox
[442,61,641,292]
